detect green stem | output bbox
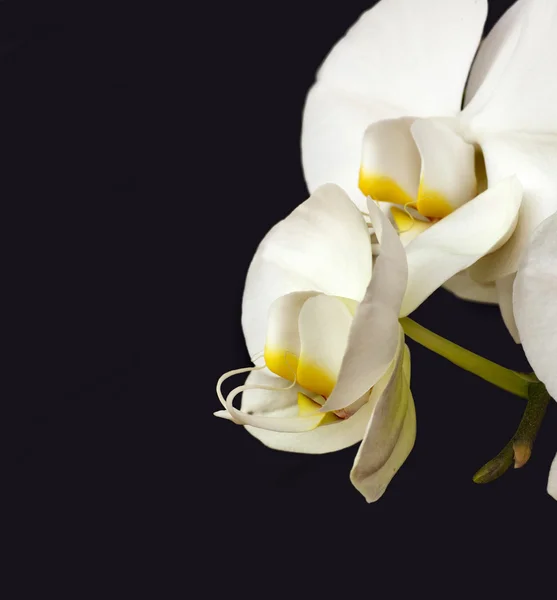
[473,382,550,483]
[400,317,529,399]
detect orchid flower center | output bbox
[358,116,487,240]
[216,293,369,428]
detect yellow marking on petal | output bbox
[416,180,454,219]
[359,168,415,206]
[297,359,336,399]
[320,411,341,425]
[297,393,322,417]
[297,393,340,428]
[264,346,298,382]
[390,207,414,232]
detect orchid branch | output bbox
[400,317,530,399]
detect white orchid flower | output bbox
[513,212,557,500]
[216,182,520,501]
[302,0,557,337]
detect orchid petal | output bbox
[463,0,557,135]
[401,177,523,316]
[302,0,487,207]
[548,453,557,501]
[236,368,375,454]
[313,0,486,114]
[469,133,557,283]
[513,212,557,400]
[443,271,498,304]
[411,119,477,218]
[297,295,353,398]
[359,118,421,206]
[496,274,520,343]
[323,200,408,411]
[263,292,319,382]
[351,344,416,502]
[242,184,372,358]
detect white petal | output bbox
[312,0,486,117]
[242,184,372,358]
[463,0,557,134]
[513,212,557,400]
[263,292,319,382]
[351,344,416,502]
[496,274,520,343]
[401,177,523,316]
[443,271,499,304]
[323,200,408,411]
[302,0,487,207]
[411,119,477,218]
[548,453,557,501]
[469,133,557,283]
[359,118,421,206]
[297,295,353,398]
[239,368,374,454]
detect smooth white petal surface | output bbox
[323,200,408,411]
[237,368,374,454]
[401,177,523,316]
[463,0,557,134]
[463,0,523,107]
[443,271,498,304]
[496,274,520,343]
[302,0,487,207]
[313,0,487,116]
[411,119,477,218]
[297,295,353,398]
[359,118,420,206]
[514,212,557,400]
[242,184,372,358]
[469,133,557,283]
[351,344,415,502]
[548,453,557,501]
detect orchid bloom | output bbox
[513,212,557,500]
[302,0,557,340]
[216,182,520,501]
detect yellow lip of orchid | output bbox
[359,169,416,207]
[295,358,337,399]
[216,289,360,434]
[263,347,298,383]
[262,292,353,402]
[416,182,455,219]
[297,393,340,426]
[359,118,479,223]
[263,345,337,403]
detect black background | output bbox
[7,0,555,591]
